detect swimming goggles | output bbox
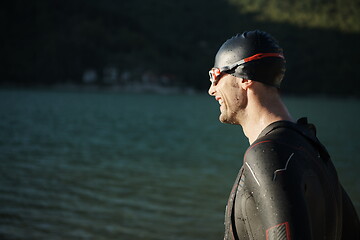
[209,53,284,85]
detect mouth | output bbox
[215,97,223,105]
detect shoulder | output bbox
[245,123,319,166]
[244,136,294,167]
[243,132,309,187]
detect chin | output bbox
[219,113,238,125]
[219,114,230,124]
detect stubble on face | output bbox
[218,77,247,125]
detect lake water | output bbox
[0,89,359,240]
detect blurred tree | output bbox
[1,0,359,95]
[227,0,360,33]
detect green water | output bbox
[0,89,359,240]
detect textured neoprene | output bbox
[224,119,360,239]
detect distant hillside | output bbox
[2,0,360,96]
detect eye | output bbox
[209,68,224,86]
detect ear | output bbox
[240,78,253,90]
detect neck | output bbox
[239,88,293,144]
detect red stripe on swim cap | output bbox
[243,53,285,63]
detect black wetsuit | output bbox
[224,119,360,240]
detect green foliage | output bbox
[228,0,360,33]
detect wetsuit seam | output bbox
[244,140,272,160]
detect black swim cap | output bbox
[213,30,286,88]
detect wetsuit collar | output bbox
[256,120,296,140]
[256,118,331,162]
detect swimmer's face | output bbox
[208,74,247,125]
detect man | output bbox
[208,30,360,239]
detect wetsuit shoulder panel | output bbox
[238,138,313,239]
[227,120,359,239]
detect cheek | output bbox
[232,90,246,106]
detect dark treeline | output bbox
[2,0,360,95]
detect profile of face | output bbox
[208,73,247,125]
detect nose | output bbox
[208,83,216,96]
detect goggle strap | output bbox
[243,53,284,63]
[210,53,284,83]
[225,52,284,71]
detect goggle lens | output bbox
[209,68,222,85]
